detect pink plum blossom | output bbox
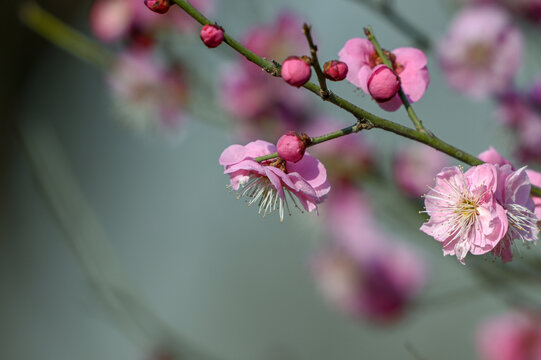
[338,38,429,111]
[420,164,508,264]
[219,140,330,222]
[437,5,523,99]
[490,165,539,262]
[477,310,541,360]
[393,143,451,198]
[107,50,189,133]
[479,147,541,245]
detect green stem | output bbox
[20,2,113,68]
[302,24,329,99]
[364,26,429,134]
[168,0,541,198]
[254,121,371,162]
[352,0,430,50]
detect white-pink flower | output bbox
[420,164,508,263]
[438,5,523,99]
[338,38,430,111]
[219,140,330,221]
[491,165,539,262]
[478,148,540,261]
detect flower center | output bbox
[466,43,493,69]
[456,197,479,222]
[231,174,304,222]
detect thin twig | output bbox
[159,0,541,197]
[351,0,431,50]
[302,23,330,99]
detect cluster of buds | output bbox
[281,57,348,88]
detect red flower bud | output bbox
[281,56,312,87]
[323,60,348,81]
[200,24,224,48]
[144,0,171,14]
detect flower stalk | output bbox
[302,23,330,99]
[364,26,429,134]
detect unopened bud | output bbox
[367,64,400,102]
[281,56,312,87]
[200,24,224,48]
[144,0,171,14]
[277,131,306,163]
[323,60,348,81]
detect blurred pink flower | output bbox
[463,0,541,23]
[338,38,429,111]
[324,183,383,257]
[107,50,189,132]
[420,164,508,264]
[219,140,330,221]
[496,90,541,162]
[477,310,541,360]
[393,143,450,198]
[438,5,523,99]
[311,240,426,323]
[90,0,133,42]
[90,0,214,42]
[242,12,308,63]
[220,12,310,139]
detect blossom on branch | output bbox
[338,38,429,111]
[421,159,539,263]
[219,140,330,222]
[420,164,508,264]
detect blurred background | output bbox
[2,0,541,359]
